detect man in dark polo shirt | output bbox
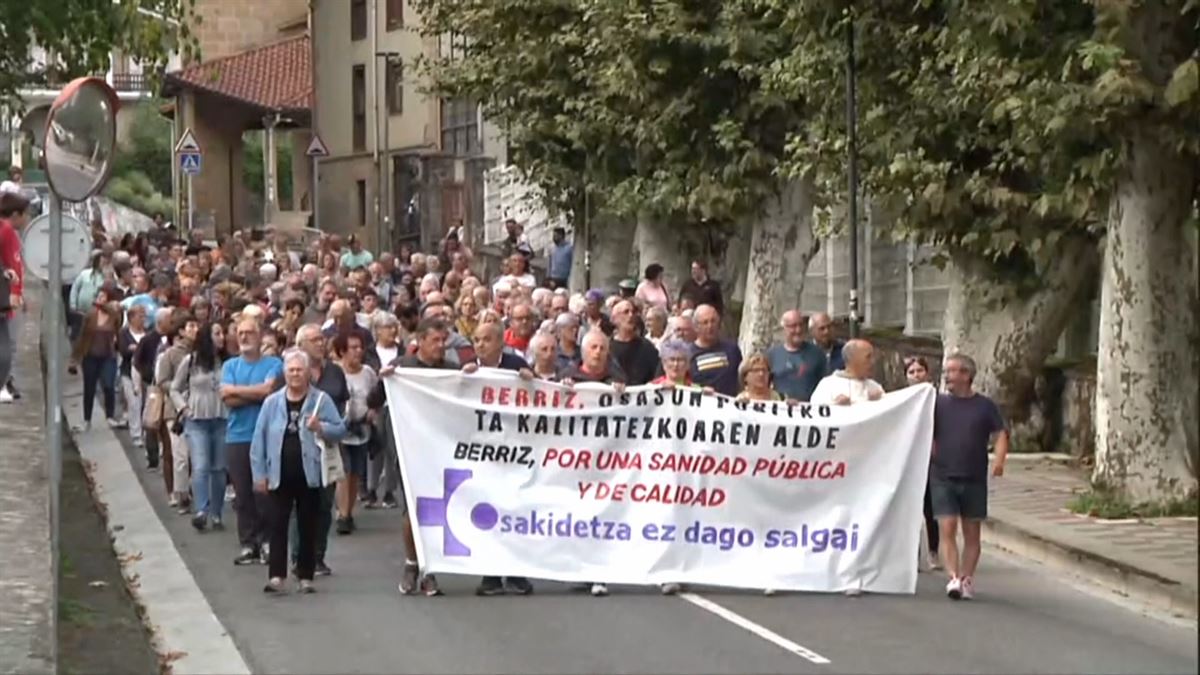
[372,318,456,598]
[678,260,723,316]
[931,353,1008,602]
[462,321,535,596]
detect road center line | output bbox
[679,592,832,665]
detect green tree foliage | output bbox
[0,0,198,110]
[765,0,1198,279]
[111,101,172,194]
[411,0,811,224]
[242,130,293,209]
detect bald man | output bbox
[688,304,742,396]
[767,310,827,402]
[810,339,883,406]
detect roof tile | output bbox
[165,35,311,113]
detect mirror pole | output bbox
[46,192,63,648]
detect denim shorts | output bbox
[930,477,988,520]
[340,443,369,482]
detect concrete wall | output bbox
[176,92,257,236]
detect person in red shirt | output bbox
[0,191,30,403]
[503,302,535,355]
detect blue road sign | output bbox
[179,152,202,176]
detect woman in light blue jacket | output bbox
[251,348,347,594]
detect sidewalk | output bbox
[0,290,54,675]
[985,455,1198,619]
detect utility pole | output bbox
[846,10,861,339]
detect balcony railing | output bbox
[110,72,150,92]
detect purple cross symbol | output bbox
[416,468,474,557]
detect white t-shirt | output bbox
[375,344,399,369]
[810,370,884,405]
[341,365,379,445]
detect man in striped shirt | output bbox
[688,304,742,396]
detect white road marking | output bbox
[679,592,832,665]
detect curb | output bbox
[60,377,251,675]
[983,514,1198,620]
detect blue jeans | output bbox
[81,355,118,422]
[185,418,228,519]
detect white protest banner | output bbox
[385,370,935,594]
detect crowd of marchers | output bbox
[0,194,1008,602]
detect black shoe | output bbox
[191,512,208,531]
[5,379,21,400]
[336,517,352,535]
[505,577,534,596]
[314,560,332,577]
[233,547,258,565]
[476,577,506,596]
[348,515,357,532]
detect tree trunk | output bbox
[570,213,638,292]
[634,214,695,297]
[1093,130,1199,504]
[635,216,748,317]
[737,180,820,355]
[941,236,1100,452]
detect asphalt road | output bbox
[112,430,1198,675]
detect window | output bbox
[356,180,367,227]
[386,0,403,30]
[352,65,366,151]
[440,97,480,156]
[351,0,367,41]
[385,59,403,115]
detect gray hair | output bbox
[554,312,579,329]
[842,338,872,363]
[295,323,325,345]
[282,348,310,369]
[372,312,399,332]
[529,330,556,353]
[154,307,172,326]
[945,352,977,382]
[581,328,610,350]
[658,338,692,362]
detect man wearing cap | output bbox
[583,289,614,336]
[340,235,374,271]
[0,190,30,403]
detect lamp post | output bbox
[846,10,861,339]
[376,50,400,252]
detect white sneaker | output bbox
[0,388,13,404]
[946,577,962,600]
[763,588,777,596]
[108,417,128,429]
[960,576,975,600]
[590,583,609,597]
[660,582,681,595]
[167,494,179,508]
[844,588,862,597]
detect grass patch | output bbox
[1068,482,1200,519]
[58,598,96,627]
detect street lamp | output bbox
[845,9,861,339]
[375,50,401,252]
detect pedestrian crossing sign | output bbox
[179,152,202,176]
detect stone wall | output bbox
[860,324,1097,456]
[191,0,308,61]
